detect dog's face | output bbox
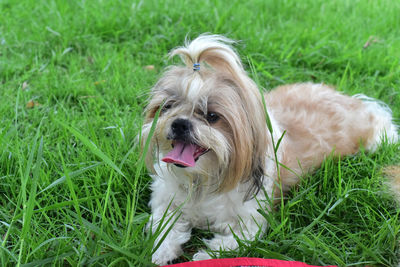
[142,35,269,194]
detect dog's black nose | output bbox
[171,118,192,140]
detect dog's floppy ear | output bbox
[170,34,270,196]
[214,77,269,198]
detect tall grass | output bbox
[0,0,399,265]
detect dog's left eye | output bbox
[206,112,219,123]
[161,102,173,113]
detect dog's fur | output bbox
[141,34,399,265]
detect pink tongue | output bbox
[162,142,197,167]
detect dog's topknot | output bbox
[169,34,246,79]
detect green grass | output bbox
[1,0,400,266]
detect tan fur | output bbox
[266,83,376,189]
[384,165,400,203]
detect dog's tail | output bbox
[354,94,398,151]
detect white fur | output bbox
[144,35,399,265]
[149,161,275,265]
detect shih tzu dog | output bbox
[141,34,398,265]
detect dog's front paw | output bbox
[152,242,181,266]
[152,250,177,266]
[192,250,212,261]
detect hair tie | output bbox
[193,63,200,71]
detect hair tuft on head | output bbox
[169,34,245,77]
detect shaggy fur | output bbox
[141,34,398,265]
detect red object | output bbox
[164,258,337,267]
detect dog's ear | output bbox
[215,79,269,196]
[246,161,265,200]
[140,121,156,173]
[141,87,167,173]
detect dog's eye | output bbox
[161,102,173,112]
[206,112,219,123]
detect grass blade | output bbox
[18,136,43,266]
[38,162,102,195]
[55,120,125,178]
[124,104,162,244]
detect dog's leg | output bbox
[192,233,239,261]
[149,205,192,265]
[149,176,193,265]
[193,200,267,261]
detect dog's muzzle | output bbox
[163,118,208,168]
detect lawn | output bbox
[1,0,400,266]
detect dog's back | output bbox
[266,82,398,188]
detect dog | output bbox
[141,34,398,265]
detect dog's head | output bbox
[142,35,269,195]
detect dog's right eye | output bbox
[161,103,173,112]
